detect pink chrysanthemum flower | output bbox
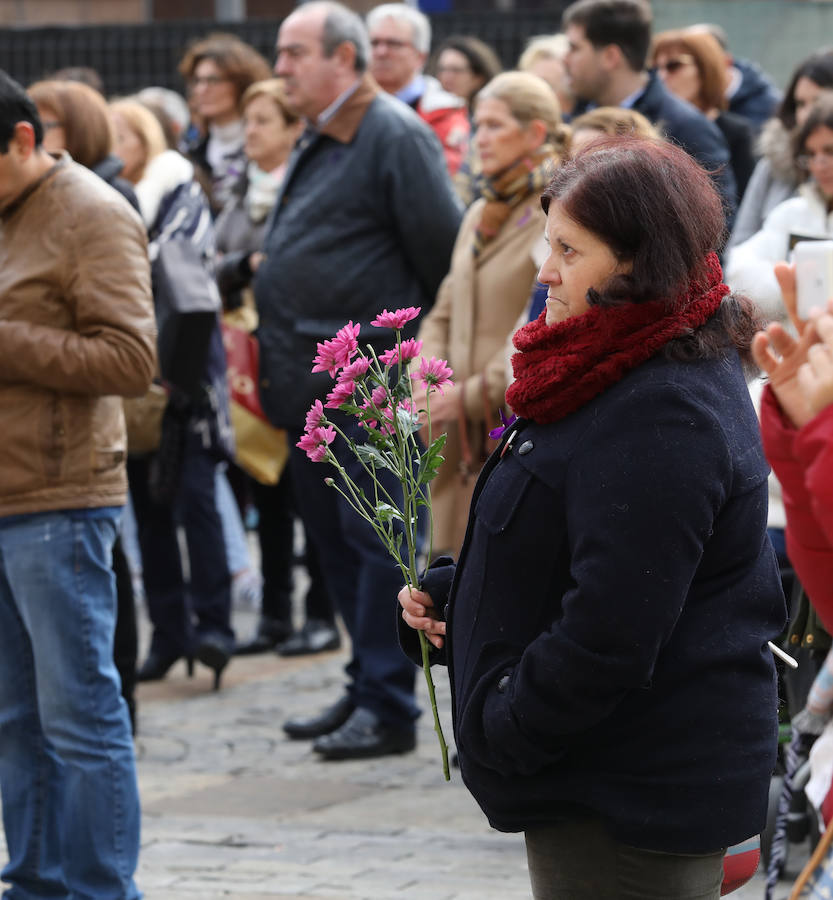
[296,425,336,462]
[324,379,356,409]
[332,321,360,364]
[412,356,454,394]
[371,307,421,330]
[305,399,325,432]
[311,340,342,377]
[379,338,423,366]
[310,321,360,377]
[338,357,370,383]
[370,385,388,407]
[358,398,379,429]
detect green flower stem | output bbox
[418,629,450,781]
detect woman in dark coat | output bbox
[399,137,787,899]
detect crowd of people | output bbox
[2,0,833,896]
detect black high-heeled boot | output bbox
[136,651,194,682]
[194,634,231,691]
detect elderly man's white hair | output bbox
[366,3,432,56]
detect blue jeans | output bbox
[0,508,141,899]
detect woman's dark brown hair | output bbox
[28,79,113,169]
[541,136,763,366]
[178,33,272,107]
[794,94,833,162]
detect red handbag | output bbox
[221,321,287,485]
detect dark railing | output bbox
[0,9,569,96]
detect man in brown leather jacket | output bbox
[0,71,155,899]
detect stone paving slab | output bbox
[0,602,804,897]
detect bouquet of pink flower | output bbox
[297,306,453,780]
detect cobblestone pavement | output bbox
[0,601,805,898]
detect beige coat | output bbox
[418,194,545,555]
[0,156,156,517]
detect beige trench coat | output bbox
[417,194,546,555]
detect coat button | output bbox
[260,378,270,388]
[517,440,533,455]
[497,674,511,693]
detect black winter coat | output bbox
[254,80,462,430]
[402,349,786,854]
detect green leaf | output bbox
[375,503,404,524]
[356,443,399,474]
[417,433,448,485]
[396,405,420,436]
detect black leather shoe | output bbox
[278,619,340,657]
[136,651,193,683]
[283,695,354,740]
[312,707,416,760]
[234,617,292,656]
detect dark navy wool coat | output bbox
[404,349,787,854]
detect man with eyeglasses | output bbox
[562,0,737,228]
[257,1,461,761]
[367,3,470,175]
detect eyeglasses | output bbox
[437,64,472,75]
[41,120,62,131]
[797,147,833,170]
[370,38,412,51]
[656,55,696,75]
[189,75,231,88]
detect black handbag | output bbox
[152,237,221,399]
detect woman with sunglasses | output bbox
[651,28,755,204]
[727,97,833,319]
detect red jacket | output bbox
[415,76,470,176]
[761,386,833,628]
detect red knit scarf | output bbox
[505,252,729,425]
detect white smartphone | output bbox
[794,239,833,319]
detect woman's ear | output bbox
[525,118,549,153]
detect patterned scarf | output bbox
[505,252,728,425]
[472,145,556,257]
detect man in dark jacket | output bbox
[256,0,462,759]
[562,0,737,225]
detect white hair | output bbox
[366,3,431,55]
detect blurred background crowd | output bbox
[5,0,833,892]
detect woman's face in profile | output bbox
[111,113,146,185]
[474,95,543,177]
[243,94,300,171]
[36,106,67,155]
[801,124,833,200]
[538,200,632,326]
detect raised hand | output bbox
[798,307,833,418]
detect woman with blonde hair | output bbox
[569,106,660,153]
[651,28,755,202]
[415,71,569,556]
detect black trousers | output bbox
[128,435,233,659]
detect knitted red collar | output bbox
[505,253,728,425]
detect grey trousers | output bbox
[525,817,725,900]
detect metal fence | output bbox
[0,9,568,96]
